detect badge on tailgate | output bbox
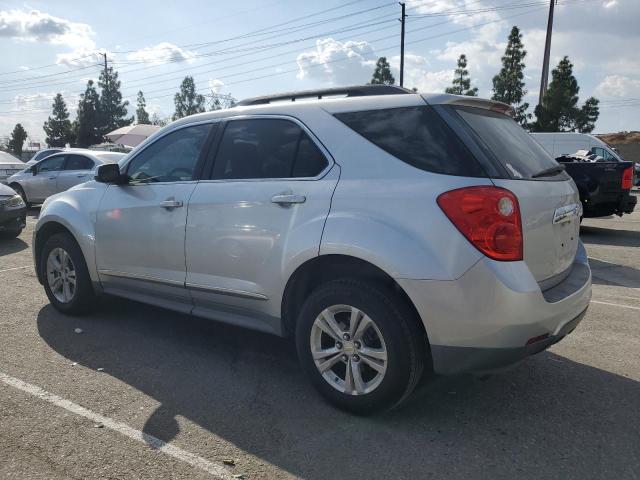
[553,203,580,224]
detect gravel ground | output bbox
[0,193,638,480]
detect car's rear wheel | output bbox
[40,233,94,315]
[296,279,425,415]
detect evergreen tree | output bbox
[173,76,206,120]
[75,80,102,147]
[445,54,478,96]
[492,26,530,126]
[210,96,222,112]
[531,56,600,132]
[98,66,132,133]
[8,123,27,157]
[136,91,150,124]
[370,57,395,85]
[43,93,73,147]
[150,113,168,127]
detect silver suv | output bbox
[34,86,591,413]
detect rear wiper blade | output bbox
[532,164,566,178]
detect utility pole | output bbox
[102,52,110,131]
[399,2,406,87]
[538,0,556,106]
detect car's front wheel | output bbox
[296,279,426,414]
[40,233,95,315]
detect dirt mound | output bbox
[597,131,640,145]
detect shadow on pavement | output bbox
[588,258,640,288]
[0,236,28,256]
[37,299,639,480]
[580,225,640,248]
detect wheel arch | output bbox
[34,221,76,284]
[281,254,430,348]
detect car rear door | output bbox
[56,154,95,193]
[184,116,338,332]
[95,123,215,310]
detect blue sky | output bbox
[0,0,638,145]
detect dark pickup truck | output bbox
[556,154,637,218]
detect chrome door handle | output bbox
[48,176,56,180]
[271,194,306,205]
[160,199,183,209]
[76,173,87,177]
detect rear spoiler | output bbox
[422,94,514,117]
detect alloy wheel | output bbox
[46,247,76,303]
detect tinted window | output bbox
[34,149,62,161]
[334,106,485,177]
[451,106,567,180]
[590,146,616,161]
[211,119,328,180]
[64,154,94,170]
[126,124,212,183]
[38,155,65,173]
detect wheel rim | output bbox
[310,304,388,396]
[46,247,76,303]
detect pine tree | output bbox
[8,123,28,157]
[370,57,395,85]
[531,56,600,132]
[173,76,206,120]
[75,80,102,147]
[492,26,530,126]
[98,66,132,133]
[43,94,73,147]
[445,54,478,96]
[150,113,168,127]
[136,91,150,124]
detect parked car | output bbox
[0,183,26,238]
[33,86,591,413]
[531,132,623,160]
[8,150,125,206]
[0,151,27,184]
[25,148,65,167]
[555,152,636,218]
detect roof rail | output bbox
[235,85,414,106]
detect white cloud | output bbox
[296,38,377,85]
[594,75,640,99]
[389,54,452,92]
[126,42,196,65]
[208,79,224,93]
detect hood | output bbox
[0,183,18,196]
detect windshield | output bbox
[450,106,569,180]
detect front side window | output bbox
[211,118,328,180]
[37,155,65,173]
[334,106,485,177]
[64,154,94,170]
[126,124,212,183]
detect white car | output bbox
[8,149,125,205]
[531,132,623,161]
[33,86,591,413]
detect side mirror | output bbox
[95,163,128,184]
[31,166,37,175]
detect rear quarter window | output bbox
[334,106,486,177]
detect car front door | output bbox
[27,154,66,202]
[56,154,95,193]
[185,117,338,332]
[95,122,215,311]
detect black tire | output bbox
[11,184,29,207]
[40,232,95,315]
[295,279,426,415]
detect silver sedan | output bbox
[8,150,125,205]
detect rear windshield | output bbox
[334,106,486,177]
[450,106,567,180]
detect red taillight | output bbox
[621,166,633,190]
[437,186,523,261]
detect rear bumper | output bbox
[620,192,637,214]
[397,241,592,375]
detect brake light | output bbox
[437,186,523,261]
[621,166,633,190]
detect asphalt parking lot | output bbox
[1,194,639,480]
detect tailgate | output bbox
[492,178,581,283]
[562,161,632,194]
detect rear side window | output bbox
[211,118,328,180]
[64,154,94,170]
[451,106,568,180]
[334,106,485,177]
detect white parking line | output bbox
[591,300,640,311]
[0,265,30,273]
[0,372,233,479]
